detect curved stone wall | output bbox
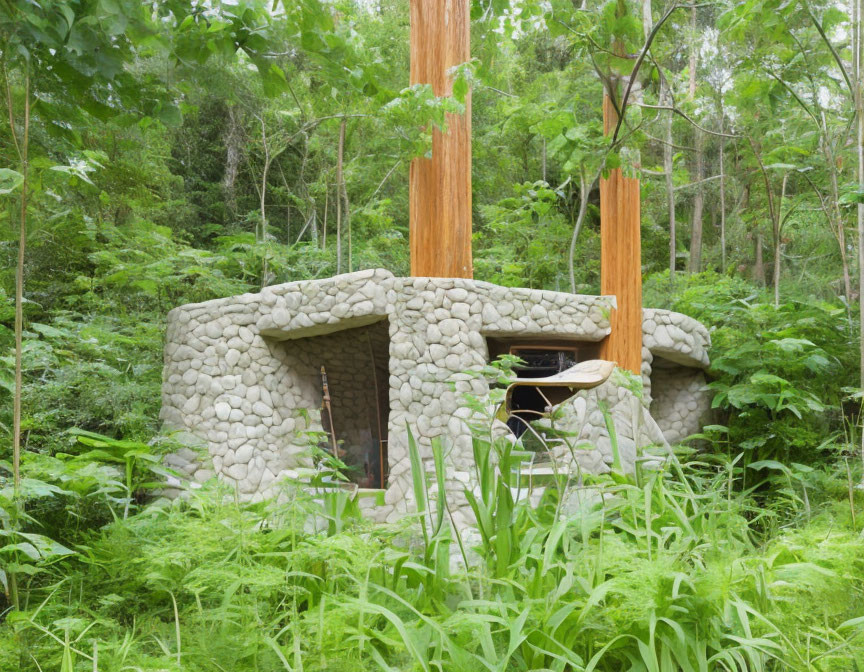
[161,268,712,522]
[162,269,613,521]
[649,360,712,444]
[642,308,711,368]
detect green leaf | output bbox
[747,459,790,475]
[0,169,24,195]
[452,75,468,104]
[157,103,183,127]
[30,323,66,339]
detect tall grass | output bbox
[3,419,864,671]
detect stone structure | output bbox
[161,269,711,524]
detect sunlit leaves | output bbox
[380,84,465,159]
[0,169,24,195]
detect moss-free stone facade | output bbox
[161,269,711,523]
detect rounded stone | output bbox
[439,319,461,337]
[226,463,247,481]
[426,324,442,343]
[182,395,201,414]
[253,401,273,417]
[235,444,254,464]
[399,382,413,407]
[451,303,470,320]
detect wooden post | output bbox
[598,93,643,375]
[409,0,473,278]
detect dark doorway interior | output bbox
[291,320,390,488]
[487,338,602,439]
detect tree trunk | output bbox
[754,228,765,286]
[855,0,864,386]
[344,174,352,273]
[772,174,788,307]
[773,239,782,306]
[663,83,676,277]
[541,137,547,183]
[258,118,272,288]
[258,118,269,243]
[719,125,727,271]
[339,121,352,273]
[221,105,242,216]
[688,129,705,273]
[409,0,473,278]
[7,71,28,505]
[804,109,851,302]
[749,137,779,293]
[322,186,329,250]
[599,90,643,375]
[336,118,345,274]
[824,127,852,302]
[310,208,318,245]
[688,7,698,99]
[642,0,652,38]
[743,182,764,284]
[568,171,592,293]
[6,68,29,612]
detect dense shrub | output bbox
[646,271,856,465]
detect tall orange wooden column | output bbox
[598,93,643,375]
[409,0,473,278]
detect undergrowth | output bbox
[2,430,864,671]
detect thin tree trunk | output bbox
[832,182,852,303]
[310,207,318,245]
[221,105,242,216]
[855,0,864,386]
[821,114,852,302]
[688,129,705,273]
[259,118,269,242]
[684,4,700,275]
[749,137,778,292]
[642,0,652,38]
[343,165,352,273]
[743,182,764,284]
[755,229,765,286]
[773,174,789,307]
[663,83,676,277]
[259,117,271,288]
[8,72,28,501]
[6,68,29,612]
[688,7,698,99]
[541,137,547,183]
[773,238,781,306]
[719,125,727,271]
[336,119,345,274]
[322,186,329,250]
[799,164,850,310]
[568,171,592,293]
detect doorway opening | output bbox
[283,319,390,488]
[486,338,602,439]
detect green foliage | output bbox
[3,414,864,670]
[476,181,596,289]
[0,1,863,670]
[646,272,854,468]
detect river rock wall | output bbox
[161,269,711,524]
